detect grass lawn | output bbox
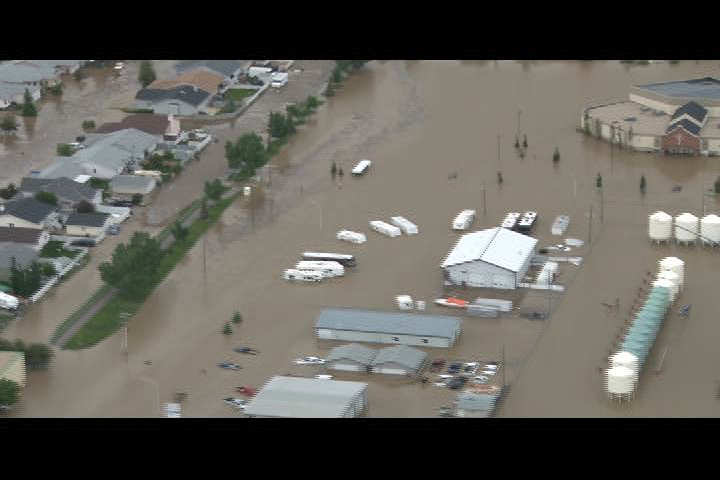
[225,88,257,101]
[40,241,79,258]
[63,296,139,350]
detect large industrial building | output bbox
[441,227,537,289]
[315,308,462,348]
[583,77,720,155]
[243,376,368,418]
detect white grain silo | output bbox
[606,366,636,399]
[657,270,681,295]
[675,213,699,244]
[652,279,676,303]
[700,214,720,245]
[648,211,673,242]
[610,351,639,373]
[659,257,685,288]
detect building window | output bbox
[392,337,400,342]
[702,140,709,150]
[421,339,429,344]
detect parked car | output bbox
[223,397,247,409]
[233,347,259,355]
[447,378,465,390]
[217,362,242,370]
[109,200,134,207]
[70,239,96,247]
[431,359,446,366]
[481,370,496,376]
[438,374,454,379]
[315,375,333,380]
[107,224,120,235]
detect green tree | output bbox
[82,120,96,130]
[305,96,321,111]
[25,262,43,296]
[47,83,63,96]
[9,258,25,297]
[640,174,646,194]
[75,200,95,213]
[0,379,20,407]
[200,199,209,220]
[338,166,344,177]
[56,143,74,156]
[331,68,344,85]
[24,343,54,369]
[331,162,337,179]
[204,179,226,201]
[715,176,720,194]
[523,135,528,149]
[34,191,58,205]
[583,111,590,135]
[222,322,233,336]
[99,231,164,300]
[41,262,56,277]
[21,89,37,117]
[171,221,189,241]
[552,147,560,163]
[231,312,243,324]
[227,133,266,170]
[324,84,336,97]
[138,61,157,88]
[497,171,503,184]
[131,193,143,205]
[0,115,17,133]
[268,112,290,138]
[596,173,603,189]
[0,183,18,199]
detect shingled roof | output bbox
[0,227,44,245]
[65,212,111,227]
[1,197,56,223]
[670,101,708,124]
[94,114,170,136]
[19,177,98,203]
[135,85,210,107]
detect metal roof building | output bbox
[243,376,368,418]
[441,227,537,289]
[370,345,428,376]
[325,343,377,372]
[316,308,462,348]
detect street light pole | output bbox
[138,376,161,417]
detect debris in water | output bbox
[448,173,458,179]
[565,238,584,247]
[672,185,682,192]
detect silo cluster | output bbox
[648,211,720,245]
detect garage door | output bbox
[467,273,489,287]
[374,367,407,375]
[331,364,360,372]
[492,274,514,289]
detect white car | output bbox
[464,362,479,367]
[293,357,325,365]
[224,398,247,410]
[315,375,333,380]
[433,382,447,387]
[438,374,454,379]
[481,370,496,376]
[114,62,124,70]
[475,375,490,381]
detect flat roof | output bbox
[316,308,462,339]
[587,101,668,136]
[636,77,720,100]
[243,376,367,418]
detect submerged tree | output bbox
[596,173,603,189]
[138,61,157,88]
[523,134,528,149]
[231,312,243,324]
[715,176,720,194]
[640,174,647,194]
[552,147,560,163]
[497,171,503,184]
[222,322,233,336]
[21,89,37,117]
[331,161,337,179]
[0,115,18,133]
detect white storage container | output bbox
[336,230,367,243]
[675,213,699,243]
[648,211,672,242]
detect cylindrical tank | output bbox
[606,366,636,396]
[659,257,685,287]
[675,213,699,243]
[648,211,673,242]
[700,214,720,245]
[652,279,676,303]
[657,270,681,295]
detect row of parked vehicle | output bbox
[283,252,356,283]
[431,360,500,390]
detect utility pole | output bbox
[497,135,501,167]
[600,187,604,223]
[588,204,594,245]
[481,180,487,219]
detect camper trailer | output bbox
[452,210,476,230]
[369,221,402,237]
[283,269,325,282]
[336,230,367,244]
[390,216,419,235]
[302,252,357,267]
[351,160,372,176]
[295,261,345,278]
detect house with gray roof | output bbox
[315,308,463,348]
[0,226,49,251]
[0,197,60,230]
[65,212,111,237]
[243,376,368,418]
[19,177,101,211]
[0,243,39,282]
[175,60,247,82]
[135,85,211,116]
[109,175,157,198]
[370,345,428,376]
[37,128,157,180]
[0,81,41,108]
[325,343,377,372]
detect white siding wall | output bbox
[65,225,105,237]
[707,138,720,155]
[632,134,657,151]
[0,215,41,229]
[317,329,452,347]
[446,261,517,289]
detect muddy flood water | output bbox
[7,60,720,417]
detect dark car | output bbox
[110,200,134,208]
[447,378,464,390]
[233,347,259,355]
[70,239,96,247]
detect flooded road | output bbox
[8,60,720,417]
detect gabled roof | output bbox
[670,101,707,123]
[94,114,170,136]
[325,343,377,365]
[0,227,44,244]
[149,69,225,94]
[441,227,538,272]
[65,212,110,227]
[175,60,245,78]
[110,175,156,189]
[371,345,427,370]
[0,242,38,269]
[1,197,56,223]
[135,85,210,107]
[19,177,98,203]
[316,308,462,339]
[666,118,701,136]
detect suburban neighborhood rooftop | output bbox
[635,77,720,100]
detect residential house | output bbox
[135,86,211,116]
[0,197,60,230]
[18,177,102,211]
[0,352,26,388]
[109,175,157,199]
[174,60,247,83]
[369,345,428,376]
[149,69,225,96]
[0,243,39,282]
[64,212,112,237]
[37,128,157,180]
[0,82,41,108]
[0,227,50,251]
[94,114,171,138]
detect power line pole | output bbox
[481,180,487,219]
[497,135,501,167]
[600,187,604,223]
[588,204,594,245]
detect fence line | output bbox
[29,248,89,304]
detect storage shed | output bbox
[324,343,377,372]
[441,227,537,289]
[370,345,428,376]
[243,376,368,418]
[315,308,462,348]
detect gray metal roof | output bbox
[316,308,462,339]
[371,345,427,370]
[2,197,56,223]
[110,175,156,189]
[135,85,210,106]
[175,60,245,78]
[457,392,499,411]
[671,101,708,122]
[36,159,85,180]
[65,212,110,227]
[636,77,720,100]
[0,62,47,83]
[325,343,377,365]
[20,177,97,203]
[244,376,368,418]
[0,242,38,270]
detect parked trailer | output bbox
[517,211,538,232]
[369,221,402,237]
[336,230,367,244]
[0,292,19,310]
[295,261,345,277]
[473,298,513,312]
[283,269,325,282]
[466,305,500,318]
[453,210,476,230]
[302,252,357,267]
[501,212,521,230]
[551,214,570,235]
[351,160,372,176]
[390,216,419,235]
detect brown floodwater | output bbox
[7,59,720,417]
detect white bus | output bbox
[301,252,357,267]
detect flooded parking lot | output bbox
[7,60,720,417]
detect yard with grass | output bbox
[40,241,79,259]
[225,88,258,101]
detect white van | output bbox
[351,160,372,175]
[270,72,289,88]
[295,261,345,278]
[0,292,19,310]
[452,209,476,230]
[283,269,325,282]
[336,230,367,244]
